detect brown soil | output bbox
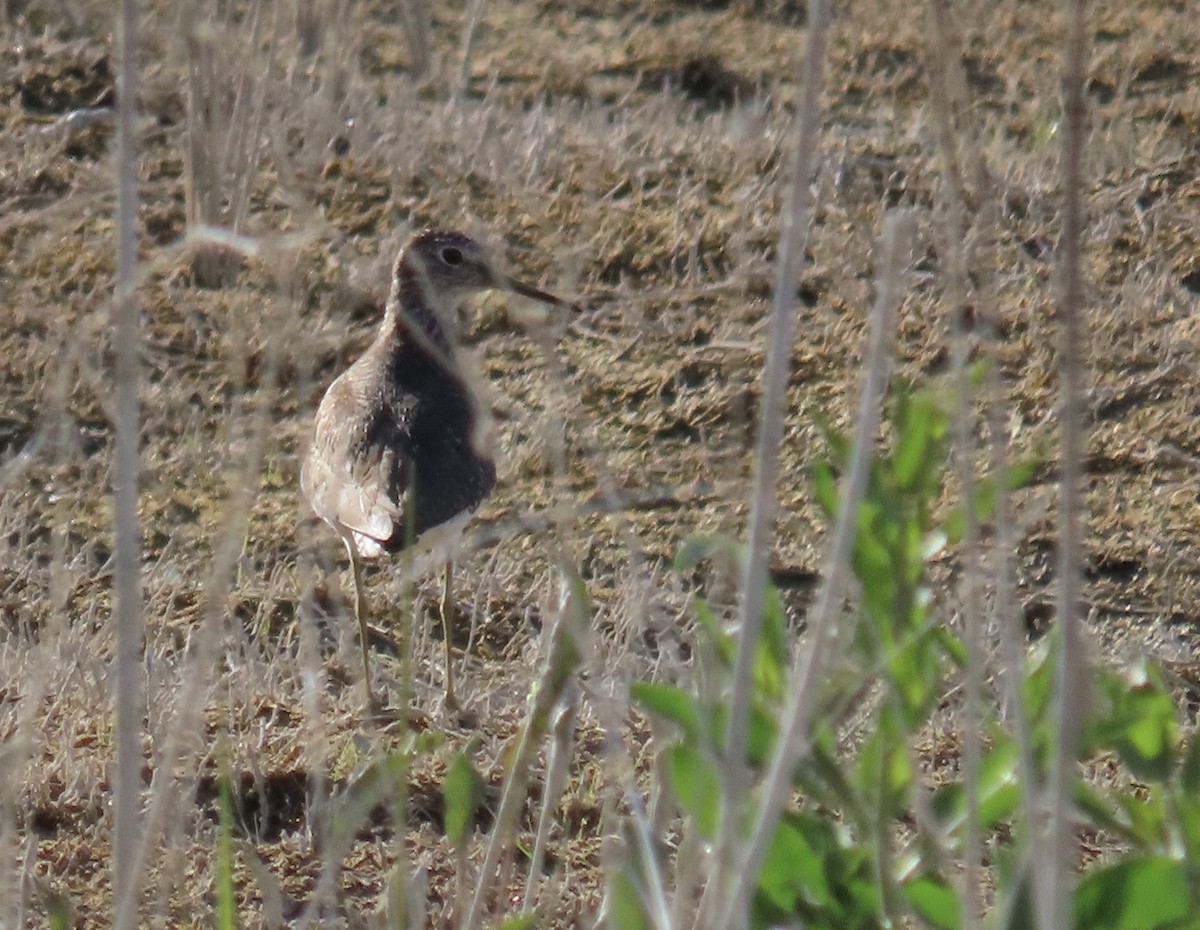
[2,0,1198,926]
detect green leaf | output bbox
[330,747,424,850]
[759,584,791,681]
[932,736,1021,837]
[1074,856,1193,930]
[746,702,779,767]
[692,596,736,668]
[887,642,939,725]
[797,732,864,814]
[712,701,778,768]
[997,845,1038,930]
[964,357,990,389]
[631,681,702,743]
[858,723,912,818]
[757,812,837,913]
[605,871,654,930]
[812,460,840,518]
[1075,781,1148,849]
[36,885,72,930]
[491,916,538,930]
[940,456,1036,542]
[932,625,969,668]
[1182,727,1200,793]
[893,394,937,490]
[1179,729,1200,861]
[1088,665,1177,782]
[903,874,961,930]
[667,744,721,838]
[1022,636,1056,727]
[1115,785,1167,847]
[815,413,851,467]
[943,478,997,544]
[1006,456,1041,490]
[545,566,586,701]
[443,748,485,847]
[215,773,238,930]
[855,524,894,614]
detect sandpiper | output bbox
[302,229,572,711]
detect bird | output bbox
[301,229,573,712]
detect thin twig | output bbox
[924,0,970,210]
[711,0,833,914]
[979,196,1041,920]
[716,210,913,930]
[458,0,488,99]
[1042,0,1090,928]
[521,690,577,914]
[112,266,288,930]
[948,208,985,930]
[924,3,985,915]
[463,588,581,930]
[111,1,144,928]
[398,0,432,80]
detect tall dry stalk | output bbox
[112,0,143,928]
[715,210,912,930]
[112,266,289,928]
[463,583,582,930]
[713,0,833,900]
[1041,0,1090,927]
[398,0,432,80]
[922,3,985,921]
[459,0,488,98]
[946,205,986,930]
[183,0,279,287]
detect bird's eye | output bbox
[441,246,464,265]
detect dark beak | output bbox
[505,276,578,311]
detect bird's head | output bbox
[390,230,571,344]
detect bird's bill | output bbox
[505,276,574,309]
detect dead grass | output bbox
[2,0,1199,926]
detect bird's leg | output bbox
[440,560,458,710]
[346,540,379,714]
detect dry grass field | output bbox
[2,0,1199,926]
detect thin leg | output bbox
[440,560,458,710]
[346,540,379,713]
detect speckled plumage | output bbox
[301,229,570,711]
[300,303,496,561]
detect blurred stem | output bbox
[398,0,432,80]
[711,0,831,916]
[459,0,488,98]
[463,582,581,930]
[113,272,284,930]
[923,0,986,918]
[932,108,986,930]
[1042,0,1090,928]
[112,1,143,928]
[924,0,970,209]
[715,211,911,930]
[949,211,985,929]
[981,198,1040,919]
[521,693,577,914]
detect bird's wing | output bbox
[301,375,411,553]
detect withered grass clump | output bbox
[1,0,1198,926]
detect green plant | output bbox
[214,770,238,930]
[630,378,1200,930]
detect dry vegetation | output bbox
[1,0,1199,926]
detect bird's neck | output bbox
[382,259,456,361]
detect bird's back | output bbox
[302,338,496,559]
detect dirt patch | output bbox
[2,0,1199,925]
